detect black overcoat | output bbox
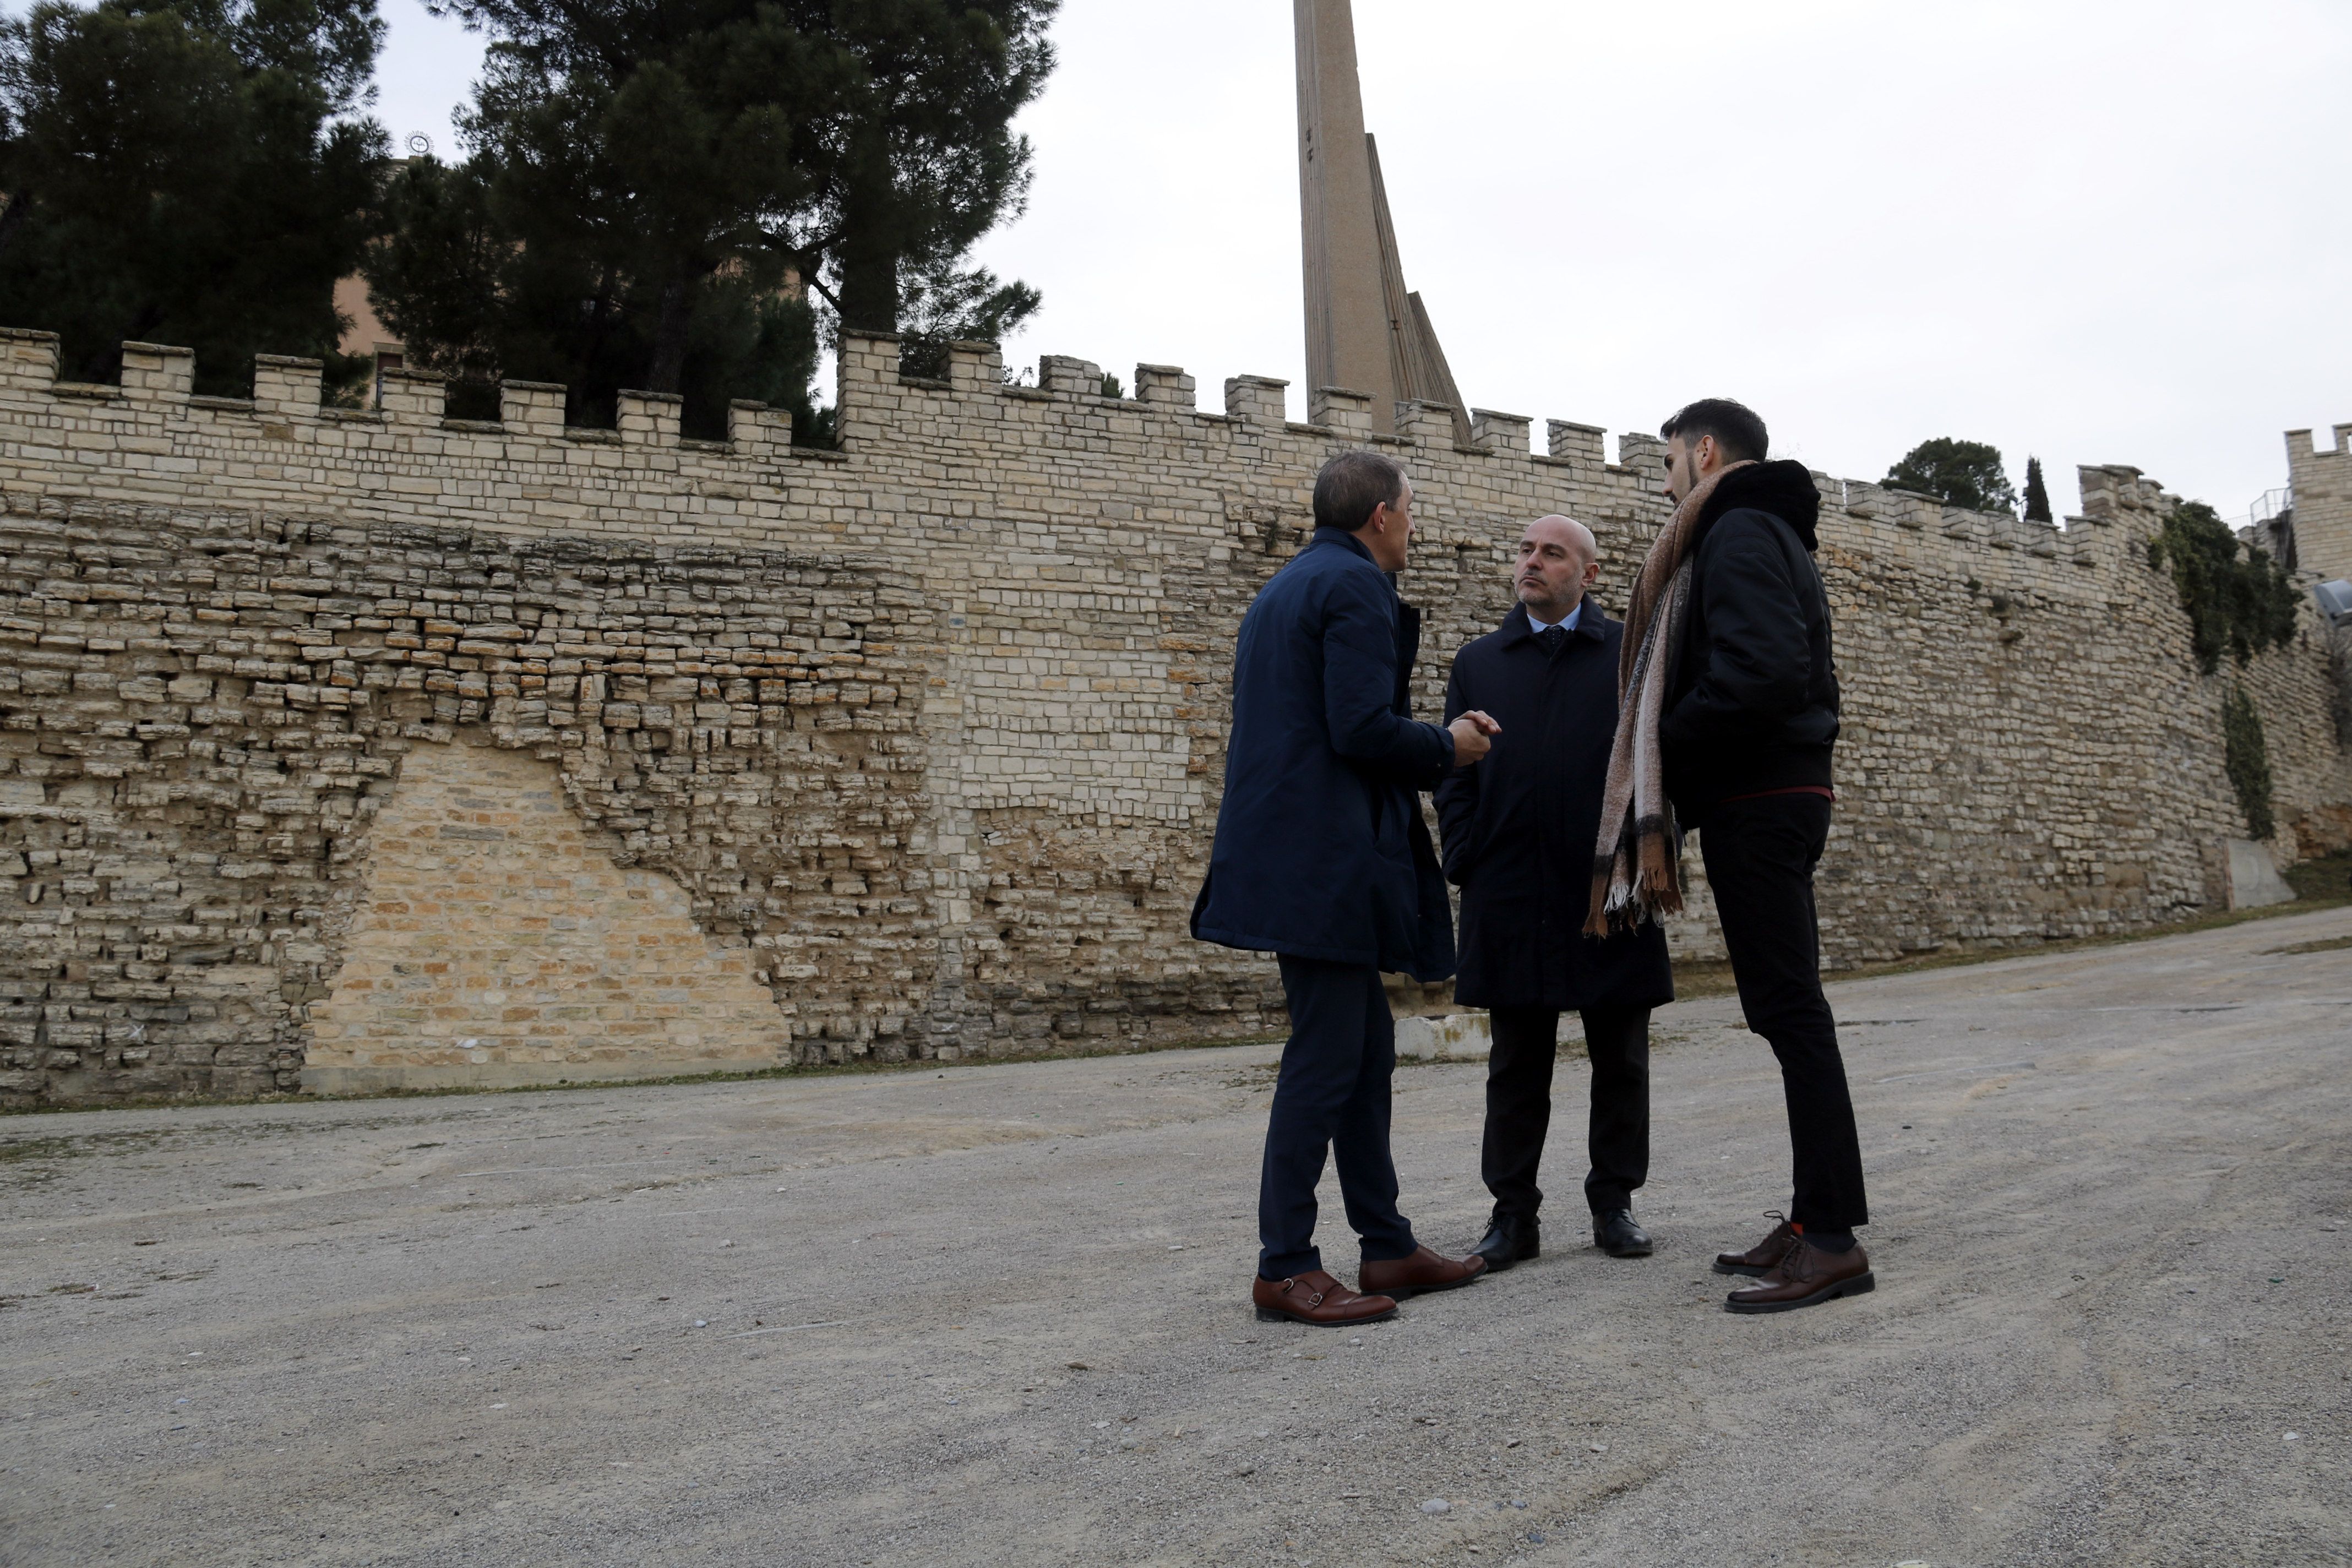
[1436,602,1674,1011]
[1190,527,1457,982]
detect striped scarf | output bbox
[1583,460,1754,937]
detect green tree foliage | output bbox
[2146,500,2301,676]
[2221,684,2274,840]
[368,0,1054,439]
[0,0,387,398]
[2021,455,2052,522]
[1883,438,2018,514]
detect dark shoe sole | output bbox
[1370,1268,1487,1302]
[1254,1303,1398,1326]
[1723,1271,1875,1314]
[1474,1251,1518,1273]
[1597,1236,1653,1257]
[1712,1259,1771,1277]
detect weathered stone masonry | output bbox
[0,326,2344,1107]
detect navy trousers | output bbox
[1257,955,1420,1280]
[1698,793,1871,1231]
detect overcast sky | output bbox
[375,0,2351,519]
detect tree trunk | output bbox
[837,228,899,335]
[0,188,31,260]
[836,128,901,334]
[646,274,693,395]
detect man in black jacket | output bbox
[1654,398,1874,1313]
[1438,516,1674,1271]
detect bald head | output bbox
[1516,514,1600,623]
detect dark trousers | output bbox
[1483,1005,1651,1220]
[1257,955,1419,1280]
[1698,793,1870,1230]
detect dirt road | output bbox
[5,908,2349,1566]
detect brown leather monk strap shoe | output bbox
[1357,1244,1488,1301]
[1253,1270,1398,1327]
[1712,1213,1798,1277]
[1724,1237,1874,1314]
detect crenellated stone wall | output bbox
[0,325,2344,1106]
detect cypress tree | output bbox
[2022,455,2052,522]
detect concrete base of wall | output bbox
[300,1058,767,1097]
[2225,837,2298,909]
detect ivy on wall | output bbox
[2222,685,2275,840]
[2146,500,2300,676]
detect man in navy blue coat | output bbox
[1436,516,1675,1273]
[1193,450,1498,1327]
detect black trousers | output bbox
[1698,793,1870,1231]
[1483,1005,1651,1220]
[1257,955,1420,1280]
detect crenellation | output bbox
[252,354,325,423]
[502,379,567,437]
[1134,363,1195,409]
[617,389,683,447]
[1308,385,1374,438]
[1223,374,1288,426]
[1544,420,1606,470]
[1469,409,1531,457]
[1039,355,1103,398]
[1392,399,1457,447]
[120,343,194,405]
[950,340,1006,394]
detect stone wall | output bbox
[0,325,2344,1107]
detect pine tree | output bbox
[1883,438,2019,515]
[0,0,388,398]
[2022,455,2052,522]
[369,0,1055,438]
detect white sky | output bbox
[374,0,2352,519]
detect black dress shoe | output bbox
[1593,1208,1652,1257]
[1472,1213,1540,1272]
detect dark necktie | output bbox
[1539,625,1568,658]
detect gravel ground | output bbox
[4,906,2349,1567]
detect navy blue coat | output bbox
[1436,603,1674,1011]
[1191,527,1459,981]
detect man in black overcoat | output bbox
[1193,450,1499,1327]
[1437,515,1675,1270]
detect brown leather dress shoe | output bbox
[1712,1214,1798,1277]
[1357,1245,1488,1300]
[1253,1270,1398,1326]
[1724,1237,1874,1314]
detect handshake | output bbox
[1447,710,1500,766]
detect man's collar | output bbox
[1310,526,1374,562]
[1502,598,1604,644]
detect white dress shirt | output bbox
[1526,601,1583,635]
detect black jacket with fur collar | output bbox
[1660,459,1841,825]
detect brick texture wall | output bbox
[0,326,2345,1106]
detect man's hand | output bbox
[1448,710,1500,766]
